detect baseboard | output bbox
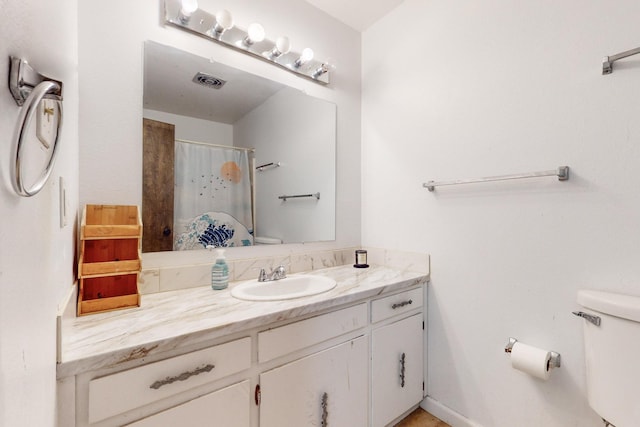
[422,396,484,427]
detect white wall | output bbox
[79,0,361,266]
[362,1,640,426]
[143,109,234,145]
[0,1,78,426]
[235,88,336,243]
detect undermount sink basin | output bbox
[231,274,337,301]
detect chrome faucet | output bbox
[258,265,287,282]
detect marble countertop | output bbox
[58,264,427,378]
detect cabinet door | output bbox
[260,336,369,427]
[126,380,250,427]
[372,313,424,427]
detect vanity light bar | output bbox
[163,0,332,84]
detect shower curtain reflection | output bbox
[173,140,254,250]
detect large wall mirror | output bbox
[142,41,336,253]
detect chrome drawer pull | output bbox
[400,352,406,388]
[321,392,329,427]
[392,299,413,309]
[149,363,215,390]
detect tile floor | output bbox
[395,408,451,427]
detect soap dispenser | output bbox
[207,245,229,290]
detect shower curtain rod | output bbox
[175,138,255,153]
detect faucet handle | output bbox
[258,268,268,282]
[272,265,287,279]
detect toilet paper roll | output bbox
[510,342,551,380]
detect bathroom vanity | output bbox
[57,263,428,427]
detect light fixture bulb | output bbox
[313,57,336,78]
[301,48,314,62]
[179,0,198,23]
[294,48,314,68]
[324,58,337,72]
[247,23,265,43]
[271,36,291,57]
[180,0,198,15]
[212,9,234,36]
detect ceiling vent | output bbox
[192,72,226,89]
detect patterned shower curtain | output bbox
[173,141,254,249]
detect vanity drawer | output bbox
[88,337,251,424]
[258,303,368,363]
[371,287,423,323]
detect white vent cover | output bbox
[192,72,226,89]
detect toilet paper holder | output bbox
[504,337,561,369]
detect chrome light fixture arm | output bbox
[163,0,333,84]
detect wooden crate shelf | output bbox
[78,274,141,316]
[78,204,142,316]
[79,238,141,277]
[81,204,142,239]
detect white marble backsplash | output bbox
[366,247,430,274]
[139,247,429,294]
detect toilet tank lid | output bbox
[578,290,640,323]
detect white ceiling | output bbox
[144,41,285,124]
[304,0,404,31]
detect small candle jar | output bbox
[354,249,369,268]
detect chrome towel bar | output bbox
[603,46,640,74]
[256,162,280,171]
[423,166,569,192]
[278,192,320,201]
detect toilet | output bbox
[576,290,640,427]
[254,236,283,245]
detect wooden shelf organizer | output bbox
[78,205,142,316]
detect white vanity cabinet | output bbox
[126,380,250,427]
[255,289,424,427]
[60,276,427,427]
[258,303,369,426]
[260,336,369,427]
[371,288,425,427]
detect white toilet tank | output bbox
[577,290,640,427]
[254,236,282,245]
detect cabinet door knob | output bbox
[255,384,261,406]
[163,226,172,237]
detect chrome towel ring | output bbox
[8,57,64,197]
